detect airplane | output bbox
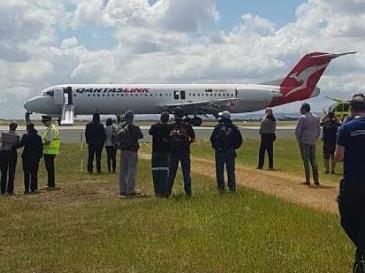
[24,51,356,126]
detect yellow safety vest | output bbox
[42,124,60,155]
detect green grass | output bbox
[0,144,353,273]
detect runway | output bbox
[0,125,296,143]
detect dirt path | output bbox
[140,153,340,214]
[191,158,340,214]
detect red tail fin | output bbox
[270,52,356,107]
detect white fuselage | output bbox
[24,83,282,116]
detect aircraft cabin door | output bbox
[64,86,73,105]
[54,88,64,105]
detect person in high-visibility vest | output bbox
[41,115,60,190]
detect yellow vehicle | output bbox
[323,96,350,122]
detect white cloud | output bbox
[0,0,364,118]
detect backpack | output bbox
[169,123,190,147]
[113,124,134,150]
[214,124,240,150]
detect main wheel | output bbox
[192,117,202,126]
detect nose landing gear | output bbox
[25,111,32,125]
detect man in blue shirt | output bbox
[335,94,365,273]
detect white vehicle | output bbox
[24,51,355,126]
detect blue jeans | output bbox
[215,150,236,192]
[152,152,170,197]
[168,151,192,196]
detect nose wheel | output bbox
[25,111,32,125]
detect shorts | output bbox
[323,144,336,159]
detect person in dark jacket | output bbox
[18,123,43,194]
[167,107,195,197]
[210,111,242,193]
[257,108,276,170]
[116,110,143,197]
[149,112,171,197]
[0,122,20,195]
[321,111,341,174]
[105,118,117,173]
[85,113,106,173]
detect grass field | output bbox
[0,143,353,273]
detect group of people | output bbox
[256,102,341,186]
[2,96,365,271]
[85,107,242,198]
[0,115,60,195]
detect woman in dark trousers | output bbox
[104,118,117,173]
[257,108,277,170]
[18,123,43,194]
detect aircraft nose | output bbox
[24,96,46,112]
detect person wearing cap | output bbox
[210,111,242,192]
[257,108,276,170]
[18,123,43,194]
[295,103,321,186]
[41,115,60,189]
[116,110,143,197]
[167,107,195,197]
[85,113,106,174]
[320,111,341,174]
[0,122,20,195]
[335,94,365,272]
[149,112,172,197]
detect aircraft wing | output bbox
[160,98,241,116]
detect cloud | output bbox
[0,0,364,118]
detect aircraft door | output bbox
[180,91,186,100]
[64,86,73,105]
[54,88,64,105]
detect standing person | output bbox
[116,110,143,197]
[210,111,242,193]
[41,115,60,190]
[104,118,117,173]
[0,122,20,195]
[18,123,43,194]
[149,112,171,197]
[167,107,195,197]
[321,112,341,174]
[335,94,365,273]
[257,108,276,170]
[295,103,321,186]
[85,113,106,174]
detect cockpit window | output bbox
[43,89,54,97]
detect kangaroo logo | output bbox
[285,63,328,97]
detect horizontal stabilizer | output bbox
[259,78,285,86]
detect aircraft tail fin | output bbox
[270,51,356,107]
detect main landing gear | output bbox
[184,116,202,127]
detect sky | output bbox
[0,0,364,118]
